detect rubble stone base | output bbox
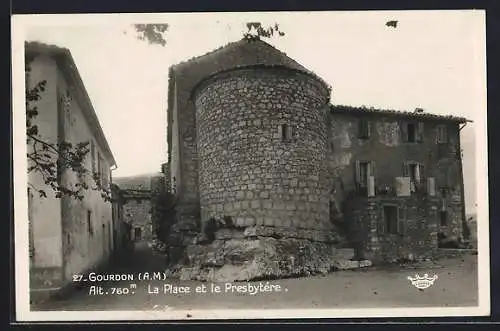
[165,235,372,282]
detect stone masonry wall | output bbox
[194,67,331,231]
[327,110,465,262]
[347,197,440,263]
[122,198,153,241]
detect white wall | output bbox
[55,65,114,281]
[27,54,63,268]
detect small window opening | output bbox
[281,124,290,141]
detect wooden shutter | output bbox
[278,124,283,140]
[367,121,372,138]
[355,161,361,186]
[401,122,408,142]
[369,161,376,196]
[418,163,425,183]
[416,122,424,142]
[402,162,409,177]
[288,125,294,140]
[397,206,407,235]
[427,177,436,196]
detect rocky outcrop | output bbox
[165,226,372,282]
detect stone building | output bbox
[114,173,166,242]
[164,37,470,280]
[26,42,117,301]
[327,105,469,262]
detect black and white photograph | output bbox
[12,10,489,321]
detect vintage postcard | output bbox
[12,10,489,321]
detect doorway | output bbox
[383,205,399,234]
[134,227,142,241]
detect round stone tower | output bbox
[194,65,331,231]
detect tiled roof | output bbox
[330,104,471,123]
[171,37,331,92]
[113,173,163,191]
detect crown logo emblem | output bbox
[407,273,438,290]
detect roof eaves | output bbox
[330,104,470,123]
[26,41,117,167]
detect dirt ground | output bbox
[32,243,478,312]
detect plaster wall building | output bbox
[26,42,117,301]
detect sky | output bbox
[19,11,486,214]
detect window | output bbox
[379,205,406,235]
[355,161,375,196]
[358,119,371,139]
[403,162,425,193]
[407,123,416,142]
[440,210,448,226]
[87,210,94,236]
[437,125,448,144]
[279,123,297,142]
[384,205,399,234]
[403,121,424,143]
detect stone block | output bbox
[240,217,253,227]
[260,191,270,199]
[264,218,274,226]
